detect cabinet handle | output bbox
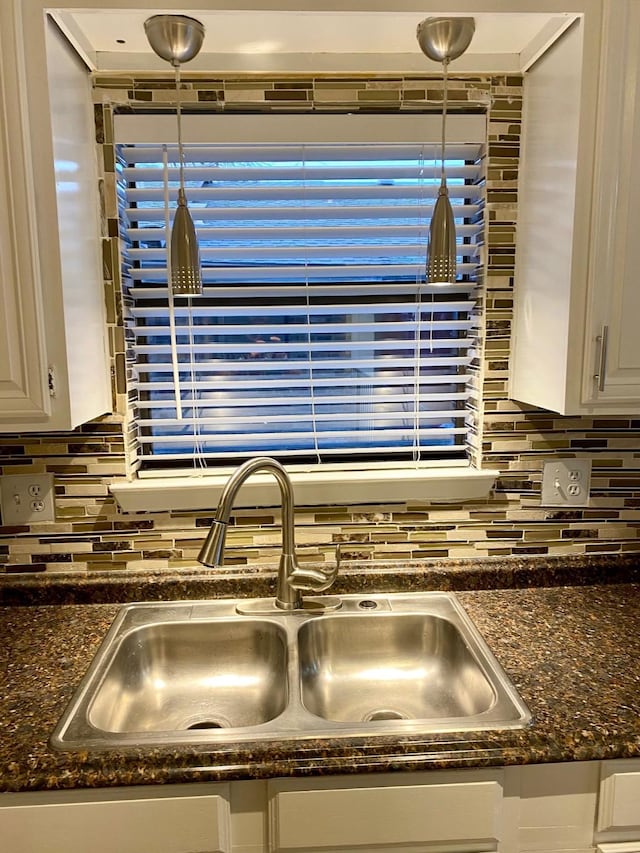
[594,325,609,392]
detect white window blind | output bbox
[115,114,485,470]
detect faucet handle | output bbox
[288,544,341,593]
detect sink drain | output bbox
[363,709,409,722]
[184,715,231,731]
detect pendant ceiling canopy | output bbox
[416,17,476,64]
[144,15,205,66]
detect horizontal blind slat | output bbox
[139,427,468,446]
[119,142,484,162]
[138,445,466,461]
[136,356,471,370]
[140,411,466,428]
[135,345,471,358]
[127,224,482,241]
[136,392,468,409]
[135,377,471,391]
[131,301,475,318]
[122,164,482,182]
[126,204,481,222]
[134,318,473,335]
[128,262,480,282]
[128,245,481,263]
[130,282,476,299]
[125,184,484,203]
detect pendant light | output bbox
[144,15,205,295]
[416,17,475,285]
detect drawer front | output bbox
[268,776,502,851]
[598,760,640,833]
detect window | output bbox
[115,114,485,478]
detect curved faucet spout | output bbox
[197,457,338,610]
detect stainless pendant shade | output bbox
[171,188,202,294]
[417,17,475,285]
[427,185,457,285]
[144,15,205,295]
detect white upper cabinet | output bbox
[0,2,110,433]
[511,0,640,415]
[582,0,640,408]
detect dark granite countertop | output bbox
[2,556,640,793]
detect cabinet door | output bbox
[0,5,110,432]
[597,760,640,837]
[268,772,503,852]
[583,0,640,407]
[0,0,50,423]
[509,3,640,415]
[509,16,601,415]
[0,785,232,853]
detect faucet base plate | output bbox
[236,596,343,615]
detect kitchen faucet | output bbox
[197,457,339,610]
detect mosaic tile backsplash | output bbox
[1,72,640,575]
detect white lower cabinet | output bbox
[2,761,640,853]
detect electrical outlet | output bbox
[0,474,55,524]
[541,460,592,507]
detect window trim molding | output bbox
[113,111,490,502]
[114,112,487,146]
[110,463,498,512]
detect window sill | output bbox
[109,464,498,513]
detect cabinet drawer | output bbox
[598,760,640,833]
[0,785,231,853]
[268,773,502,851]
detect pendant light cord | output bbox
[174,61,185,192]
[440,57,449,188]
[174,61,205,470]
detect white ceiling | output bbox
[51,8,580,74]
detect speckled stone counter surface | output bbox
[2,555,640,793]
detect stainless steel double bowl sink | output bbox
[51,592,531,750]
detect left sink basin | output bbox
[51,601,291,750]
[89,619,288,733]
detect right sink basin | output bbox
[298,612,496,724]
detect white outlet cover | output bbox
[0,474,56,524]
[541,459,592,507]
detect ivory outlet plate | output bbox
[541,460,592,507]
[0,474,55,524]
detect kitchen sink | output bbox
[51,593,531,751]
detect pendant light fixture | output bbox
[144,14,205,295]
[416,17,475,285]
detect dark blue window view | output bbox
[117,142,484,469]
